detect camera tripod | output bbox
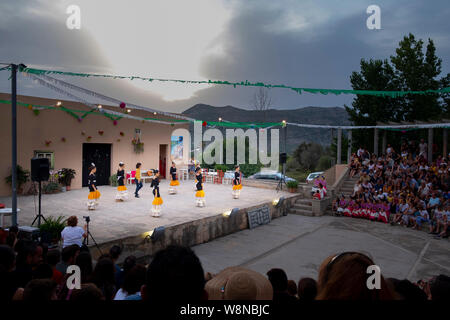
[32,180,47,227]
[276,163,287,192]
[82,216,102,255]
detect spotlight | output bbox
[218,117,222,122]
[143,226,165,242]
[274,196,285,208]
[127,109,131,113]
[154,112,157,115]
[282,120,286,125]
[222,207,239,218]
[56,101,62,107]
[97,104,102,109]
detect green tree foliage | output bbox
[293,142,324,171]
[345,33,448,153]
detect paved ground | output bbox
[0,180,290,244]
[193,214,450,282]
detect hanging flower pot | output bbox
[202,121,207,127]
[33,110,40,116]
[98,130,104,136]
[61,137,66,143]
[120,132,125,136]
[87,136,92,142]
[113,120,118,126]
[81,131,86,136]
[45,140,52,147]
[117,139,121,142]
[120,102,126,109]
[27,104,33,110]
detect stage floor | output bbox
[0,181,290,244]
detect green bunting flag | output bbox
[3,66,446,97]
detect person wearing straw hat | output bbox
[232,165,242,199]
[205,266,273,300]
[87,163,100,210]
[195,166,205,207]
[168,162,179,195]
[115,162,128,201]
[151,170,163,217]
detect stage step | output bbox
[288,208,314,216]
[292,204,312,211]
[295,199,312,206]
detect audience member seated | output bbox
[114,264,146,300]
[61,216,87,248]
[141,245,207,303]
[266,268,298,303]
[297,277,317,301]
[23,279,58,301]
[316,252,397,300]
[205,266,273,300]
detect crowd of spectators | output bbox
[333,139,450,238]
[1,233,449,302]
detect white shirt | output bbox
[61,226,85,248]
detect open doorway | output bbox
[82,143,111,186]
[159,144,167,179]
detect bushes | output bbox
[43,182,60,194]
[109,174,118,187]
[5,165,30,192]
[39,216,67,242]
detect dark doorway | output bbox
[82,143,111,187]
[159,144,167,179]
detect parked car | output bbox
[306,172,324,183]
[248,170,297,183]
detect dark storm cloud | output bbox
[0,0,449,112]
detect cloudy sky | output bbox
[0,0,449,113]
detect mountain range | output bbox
[182,104,350,153]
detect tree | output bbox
[344,59,399,149]
[293,142,324,171]
[252,87,272,121]
[390,34,443,121]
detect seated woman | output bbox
[335,195,347,216]
[61,216,87,248]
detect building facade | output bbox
[0,93,190,196]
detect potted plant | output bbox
[286,180,299,193]
[109,173,118,187]
[43,182,61,194]
[58,168,76,191]
[131,138,144,153]
[5,165,30,194]
[39,216,67,245]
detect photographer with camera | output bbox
[61,216,87,248]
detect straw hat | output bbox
[205,266,273,300]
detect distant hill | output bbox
[182,104,350,153]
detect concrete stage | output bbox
[0,180,291,245]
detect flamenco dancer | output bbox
[151,169,163,217]
[115,162,128,201]
[232,165,242,199]
[168,162,180,194]
[87,164,101,210]
[195,166,205,207]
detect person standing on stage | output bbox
[169,162,180,194]
[232,165,242,199]
[115,162,128,201]
[151,170,163,217]
[195,166,205,207]
[87,164,101,210]
[135,162,143,198]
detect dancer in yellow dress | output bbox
[195,166,205,207]
[168,162,179,194]
[87,164,101,210]
[115,162,128,201]
[232,165,242,199]
[151,169,163,217]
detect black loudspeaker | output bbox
[31,158,50,182]
[280,153,287,164]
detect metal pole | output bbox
[373,128,379,156]
[11,64,18,227]
[337,128,342,164]
[347,130,352,164]
[428,128,433,164]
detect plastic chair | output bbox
[213,170,224,184]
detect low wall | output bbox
[90,194,303,262]
[242,178,279,190]
[312,197,332,216]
